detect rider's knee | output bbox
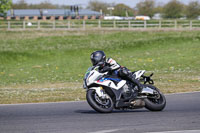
[118,67,131,78]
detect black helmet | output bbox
[90,51,106,66]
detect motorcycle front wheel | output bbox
[86,89,114,113]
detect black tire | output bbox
[86,89,114,113]
[144,85,166,111]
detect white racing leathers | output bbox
[104,58,143,91]
[106,58,121,70]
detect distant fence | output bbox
[0,20,200,30]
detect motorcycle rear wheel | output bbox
[86,89,114,113]
[144,85,166,111]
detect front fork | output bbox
[88,86,108,99]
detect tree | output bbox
[0,0,12,16]
[11,0,28,9]
[163,0,184,18]
[87,0,112,15]
[185,1,200,19]
[154,5,164,14]
[136,0,155,17]
[29,1,57,9]
[11,0,59,9]
[113,4,134,17]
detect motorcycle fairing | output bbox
[95,79,126,90]
[133,70,145,80]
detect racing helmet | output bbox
[90,50,106,66]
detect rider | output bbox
[90,50,143,92]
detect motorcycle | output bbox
[83,66,166,113]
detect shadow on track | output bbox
[74,109,148,114]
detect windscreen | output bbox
[84,66,94,80]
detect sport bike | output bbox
[83,66,166,113]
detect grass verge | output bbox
[0,30,200,104]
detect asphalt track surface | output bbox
[0,92,200,133]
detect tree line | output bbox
[11,0,70,9]
[88,0,200,19]
[1,0,200,19]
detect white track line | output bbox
[88,129,120,133]
[147,130,200,133]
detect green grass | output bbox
[0,30,200,104]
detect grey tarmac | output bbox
[0,92,200,133]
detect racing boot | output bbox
[118,67,144,92]
[127,74,144,92]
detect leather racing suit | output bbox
[98,57,143,92]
